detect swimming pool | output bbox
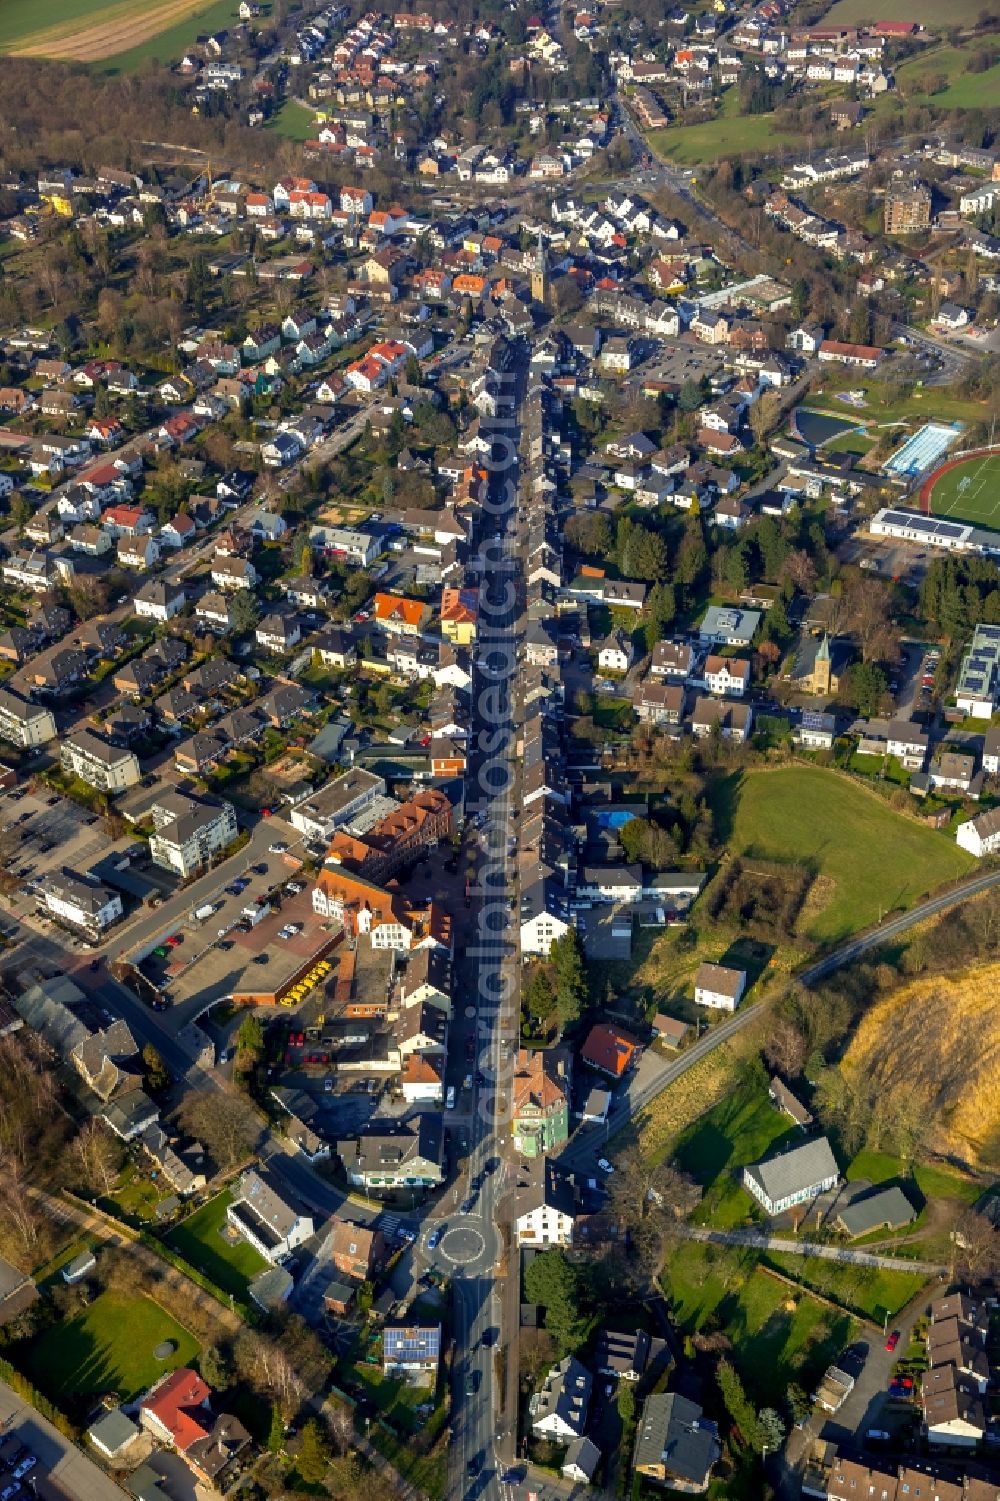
[884,421,963,478]
[791,408,863,448]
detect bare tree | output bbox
[952,1208,1000,1286]
[762,1017,808,1080]
[73,1120,123,1197]
[176,1090,260,1170]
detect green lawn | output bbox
[165,1190,267,1297]
[847,1147,981,1207]
[928,454,1000,531]
[675,1084,798,1228]
[825,431,876,456]
[763,1252,928,1324]
[715,767,973,943]
[23,1292,199,1403]
[268,99,318,142]
[353,1364,436,1435]
[661,1242,855,1408]
[647,90,793,166]
[895,43,1000,104]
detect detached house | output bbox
[743,1135,840,1217]
[227,1168,314,1264]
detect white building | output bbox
[530,1358,592,1442]
[514,1157,576,1248]
[291,768,386,842]
[61,729,141,793]
[44,869,123,940]
[134,579,186,623]
[743,1135,840,1216]
[703,656,749,696]
[149,794,239,878]
[226,1167,314,1264]
[693,961,747,1011]
[0,688,57,749]
[956,806,1000,858]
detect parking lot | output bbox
[0,787,133,897]
[0,1377,129,1501]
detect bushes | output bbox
[0,1355,76,1438]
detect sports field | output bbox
[0,0,241,64]
[927,453,1000,530]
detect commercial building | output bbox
[290,768,387,842]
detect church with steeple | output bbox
[530,233,550,307]
[790,632,852,696]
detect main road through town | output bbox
[443,340,526,1501]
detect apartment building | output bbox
[148,793,239,878]
[60,728,141,793]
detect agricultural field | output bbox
[0,0,242,67]
[895,43,1000,106]
[926,453,1000,531]
[23,1292,199,1404]
[714,767,974,943]
[822,0,986,26]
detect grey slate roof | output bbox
[744,1135,839,1206]
[634,1393,720,1485]
[836,1185,915,1237]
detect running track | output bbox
[918,445,1000,513]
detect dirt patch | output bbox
[797,872,836,930]
[8,0,213,61]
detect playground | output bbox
[922,450,1000,531]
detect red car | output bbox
[166,934,182,947]
[885,1330,901,1353]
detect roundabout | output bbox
[439,1224,486,1267]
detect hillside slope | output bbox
[842,962,1000,1169]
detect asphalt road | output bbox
[444,342,526,1501]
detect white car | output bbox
[597,1157,615,1174]
[269,841,288,854]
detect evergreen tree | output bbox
[296,1420,329,1484]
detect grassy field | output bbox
[927,453,1000,531]
[647,89,794,166]
[763,1251,928,1323]
[843,963,1000,1171]
[268,99,318,142]
[165,1190,268,1297]
[716,767,974,943]
[24,1292,199,1402]
[893,42,1000,104]
[661,1242,856,1407]
[675,1083,797,1227]
[822,0,985,26]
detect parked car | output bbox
[884,1330,900,1353]
[597,1157,615,1174]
